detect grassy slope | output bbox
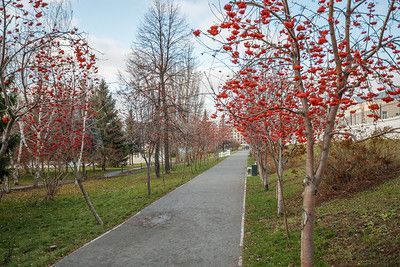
[244,157,400,266]
[0,158,222,266]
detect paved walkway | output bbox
[56,150,249,267]
[103,167,143,178]
[7,168,142,192]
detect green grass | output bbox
[244,156,400,266]
[0,157,223,266]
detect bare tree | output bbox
[132,0,190,174]
[133,96,158,195]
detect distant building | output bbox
[126,153,147,165]
[344,93,400,139]
[232,128,246,144]
[345,95,399,125]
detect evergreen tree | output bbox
[91,79,127,170]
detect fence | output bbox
[219,150,231,158]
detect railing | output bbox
[219,150,231,158]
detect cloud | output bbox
[177,0,233,112]
[88,36,130,85]
[179,0,216,28]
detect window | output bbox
[382,111,388,119]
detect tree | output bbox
[0,0,104,222]
[226,73,298,239]
[217,114,233,152]
[197,1,400,265]
[0,0,88,160]
[91,79,126,170]
[0,94,18,193]
[18,33,99,201]
[132,0,190,174]
[131,95,158,195]
[124,109,140,164]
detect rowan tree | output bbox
[0,0,91,160]
[0,94,18,193]
[225,72,301,239]
[0,0,104,222]
[196,0,400,265]
[19,36,98,199]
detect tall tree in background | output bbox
[91,80,126,170]
[124,109,140,164]
[133,0,190,174]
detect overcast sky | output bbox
[69,0,226,112]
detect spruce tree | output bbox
[91,79,126,170]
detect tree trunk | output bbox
[277,179,283,215]
[76,177,104,225]
[159,68,171,175]
[82,162,86,180]
[259,151,269,190]
[301,183,316,267]
[0,119,14,159]
[3,176,10,193]
[33,167,40,187]
[13,139,23,185]
[301,125,316,266]
[275,139,290,240]
[73,95,103,226]
[101,154,106,171]
[161,151,164,174]
[10,159,19,186]
[12,169,19,186]
[262,170,268,190]
[185,147,190,166]
[176,149,180,164]
[155,141,160,178]
[146,162,151,195]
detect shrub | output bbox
[319,138,400,201]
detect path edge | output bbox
[238,157,248,267]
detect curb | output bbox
[238,159,248,266]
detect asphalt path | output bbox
[103,167,143,178]
[56,150,248,267]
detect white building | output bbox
[344,94,400,139]
[232,128,246,144]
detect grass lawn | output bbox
[244,156,400,266]
[0,157,223,266]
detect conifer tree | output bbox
[91,79,127,170]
